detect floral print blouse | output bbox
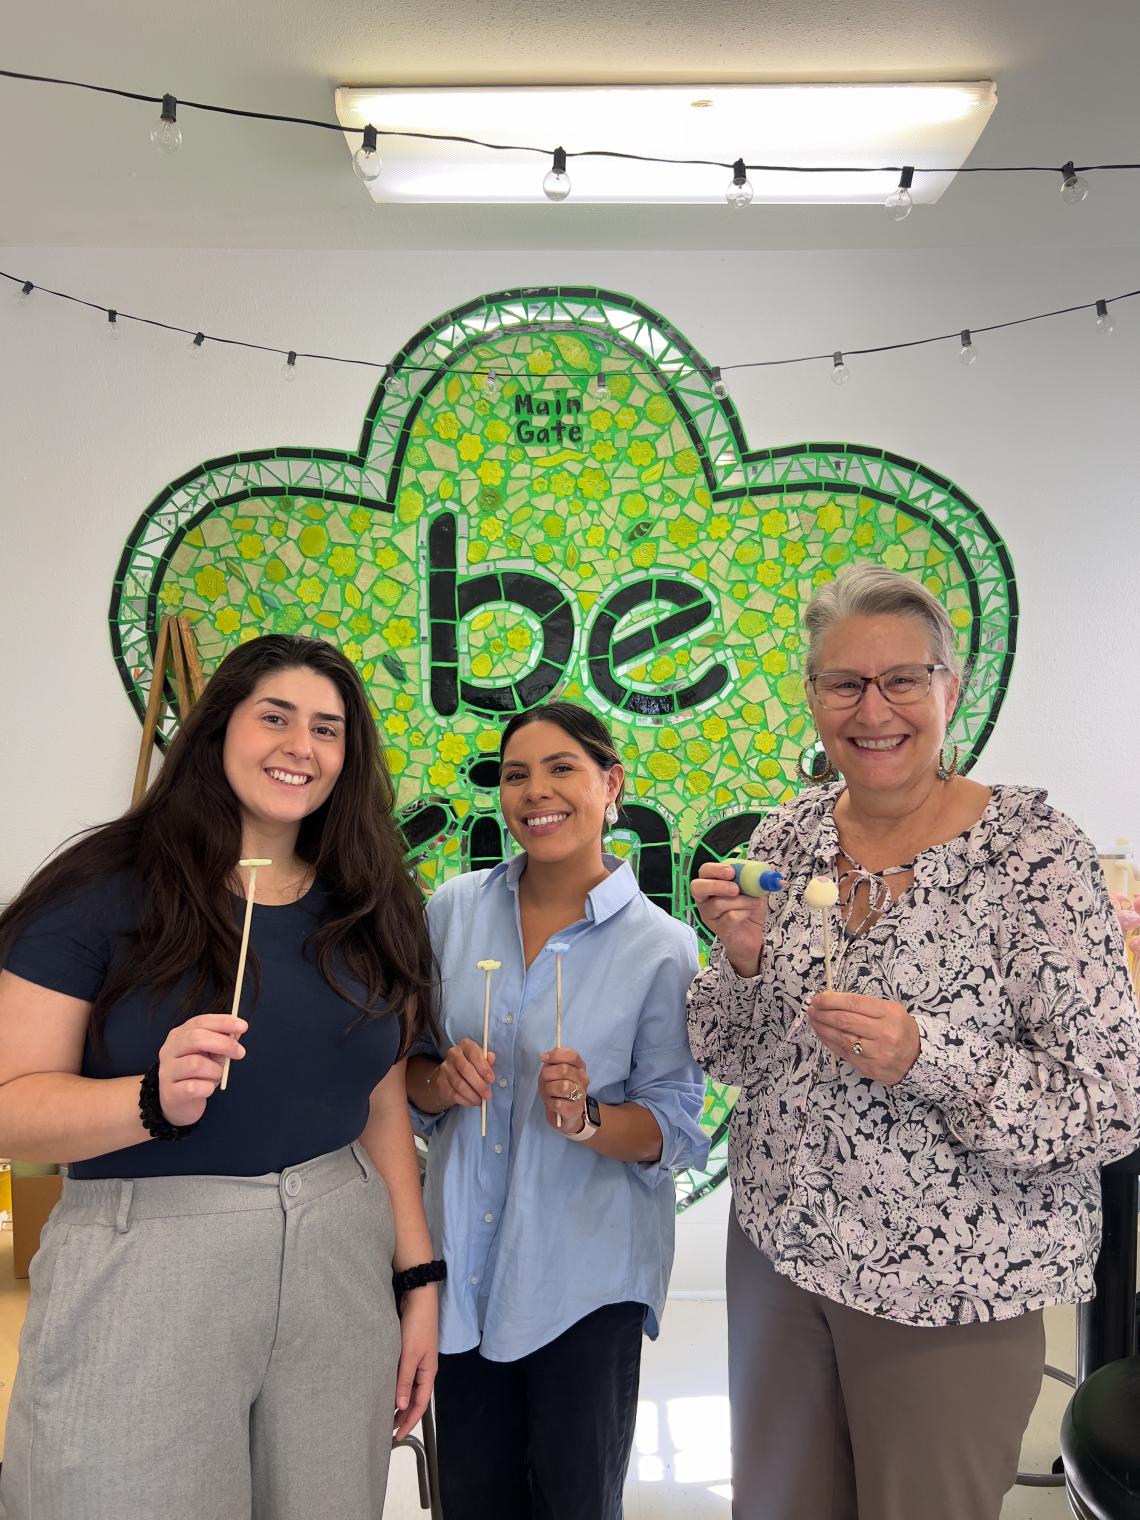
[687,783,1140,1326]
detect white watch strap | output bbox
[563,1111,598,1142]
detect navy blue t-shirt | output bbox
[5,874,401,1179]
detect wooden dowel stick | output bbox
[220,858,271,1091]
[475,960,501,1138]
[555,953,564,1129]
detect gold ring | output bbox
[569,1084,583,1100]
[852,1041,863,1057]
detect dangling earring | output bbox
[604,801,619,826]
[798,742,838,785]
[937,741,960,782]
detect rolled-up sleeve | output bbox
[626,929,710,1186]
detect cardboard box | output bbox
[11,1173,63,1279]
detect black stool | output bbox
[1016,1142,1140,1490]
[1060,1355,1140,1518]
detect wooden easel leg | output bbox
[131,617,174,806]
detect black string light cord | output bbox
[3,267,1137,382]
[4,66,1140,178]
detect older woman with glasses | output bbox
[688,563,1140,1520]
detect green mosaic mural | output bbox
[109,286,1017,1210]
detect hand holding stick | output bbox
[221,858,271,1091]
[548,941,570,1128]
[476,960,501,1137]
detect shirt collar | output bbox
[483,853,639,925]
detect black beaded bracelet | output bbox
[393,1259,447,1302]
[138,1062,201,1142]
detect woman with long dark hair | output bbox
[0,634,440,1520]
[405,700,708,1520]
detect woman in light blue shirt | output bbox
[406,700,708,1520]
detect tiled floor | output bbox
[0,1232,1080,1517]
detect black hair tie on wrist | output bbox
[138,1062,201,1142]
[393,1259,448,1302]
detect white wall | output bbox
[3,243,1136,1291]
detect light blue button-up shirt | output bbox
[413,854,708,1362]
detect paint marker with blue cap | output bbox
[731,860,785,897]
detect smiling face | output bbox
[808,614,959,796]
[499,720,624,867]
[222,666,346,835]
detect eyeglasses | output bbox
[808,663,949,710]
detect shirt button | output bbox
[504,1014,514,1024]
[494,1143,503,1154]
[498,1077,508,1088]
[484,1212,494,1223]
[469,1274,480,1286]
[284,1173,301,1197]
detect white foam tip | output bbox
[476,959,503,971]
[804,877,840,909]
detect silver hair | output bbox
[803,562,961,677]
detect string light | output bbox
[725,158,754,208]
[885,165,915,221]
[958,329,977,365]
[596,372,610,396]
[3,268,1137,384]
[830,351,850,386]
[106,309,122,340]
[4,69,1140,207]
[281,350,298,381]
[710,366,729,399]
[542,147,571,203]
[189,331,206,358]
[1095,298,1114,335]
[352,124,383,183]
[149,94,182,154]
[1060,160,1089,204]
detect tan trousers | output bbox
[727,1209,1045,1520]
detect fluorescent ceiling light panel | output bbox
[335,82,996,205]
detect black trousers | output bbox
[433,1300,647,1520]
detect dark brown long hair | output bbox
[0,636,435,1053]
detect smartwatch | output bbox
[565,1093,601,1142]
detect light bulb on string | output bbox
[353,125,383,183]
[543,147,571,202]
[726,158,753,208]
[885,165,915,221]
[958,329,977,366]
[189,331,206,359]
[17,280,34,307]
[282,350,298,382]
[710,366,729,400]
[830,351,850,386]
[384,362,405,396]
[1059,160,1089,205]
[107,309,122,340]
[483,370,501,398]
[150,94,182,154]
[1095,299,1114,335]
[596,372,609,397]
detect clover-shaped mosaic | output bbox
[110,286,1017,1209]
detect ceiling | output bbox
[4,0,1140,250]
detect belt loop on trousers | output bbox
[115,1179,135,1234]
